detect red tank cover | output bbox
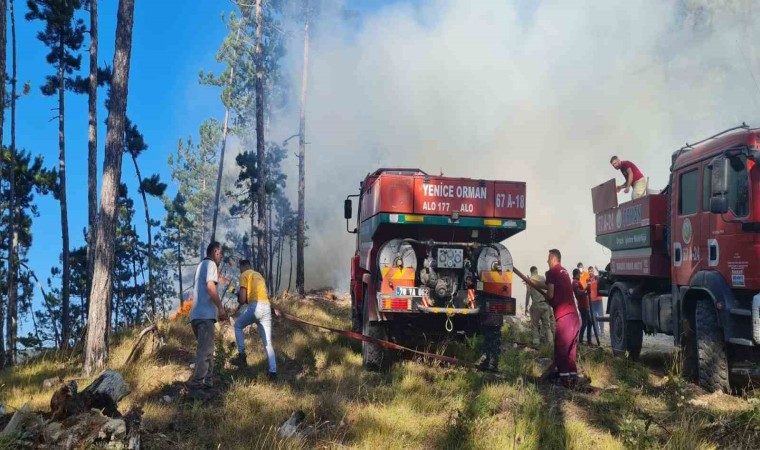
[362,172,526,220]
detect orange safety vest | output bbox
[590,279,601,301]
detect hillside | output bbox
[1,291,759,449]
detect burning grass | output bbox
[2,292,759,449]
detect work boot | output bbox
[230,353,248,368]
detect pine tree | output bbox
[124,119,166,318]
[26,0,87,350]
[1,148,57,359]
[199,1,287,274]
[84,0,135,377]
[85,0,99,316]
[296,0,312,297]
[162,193,192,306]
[168,119,221,261]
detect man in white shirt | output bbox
[187,241,228,400]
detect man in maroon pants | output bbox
[534,249,580,388]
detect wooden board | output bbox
[591,178,618,214]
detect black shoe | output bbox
[230,353,248,368]
[267,372,277,381]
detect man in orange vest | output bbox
[587,266,605,338]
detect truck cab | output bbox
[593,126,760,392]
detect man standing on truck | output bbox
[230,259,277,379]
[533,249,580,388]
[610,156,647,200]
[187,242,228,401]
[526,266,554,346]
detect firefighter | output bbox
[610,156,647,200]
[525,266,554,346]
[533,249,580,388]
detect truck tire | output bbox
[351,292,362,333]
[362,290,389,371]
[609,289,643,360]
[680,318,698,382]
[695,297,729,393]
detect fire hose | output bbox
[269,307,488,371]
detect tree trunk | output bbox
[130,234,140,323]
[296,5,310,297]
[210,29,240,242]
[176,227,183,305]
[288,237,293,292]
[86,0,99,324]
[267,200,274,290]
[5,0,19,367]
[254,0,267,278]
[250,190,256,268]
[84,0,135,377]
[131,155,154,317]
[59,36,72,351]
[0,0,5,371]
[276,232,284,293]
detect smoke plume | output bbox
[261,0,760,300]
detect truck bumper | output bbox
[417,306,480,315]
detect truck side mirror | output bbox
[709,196,729,214]
[709,157,730,215]
[344,199,353,220]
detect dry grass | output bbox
[2,293,759,449]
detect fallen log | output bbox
[1,402,31,436]
[124,324,159,367]
[83,369,130,404]
[51,371,130,420]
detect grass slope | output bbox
[1,292,759,449]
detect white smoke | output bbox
[259,0,760,300]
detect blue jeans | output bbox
[234,302,276,373]
[591,301,605,337]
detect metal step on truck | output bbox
[344,168,527,370]
[592,125,760,392]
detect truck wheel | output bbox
[362,291,389,371]
[609,289,643,360]
[351,292,362,333]
[695,297,729,393]
[680,318,698,381]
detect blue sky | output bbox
[10,0,407,329]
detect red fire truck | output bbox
[593,125,760,392]
[345,169,526,370]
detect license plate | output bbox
[395,287,429,297]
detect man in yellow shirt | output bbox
[230,260,276,379]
